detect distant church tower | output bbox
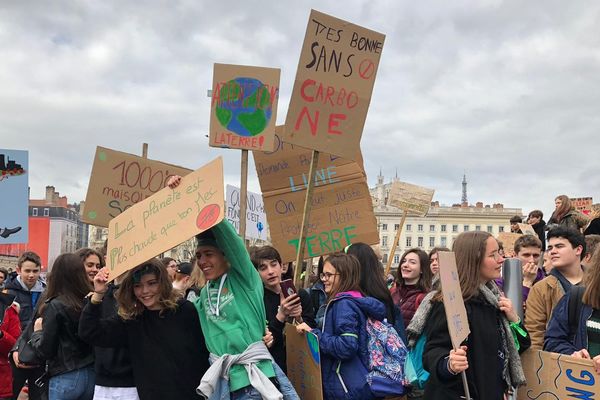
[461,173,468,204]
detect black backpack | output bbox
[567,285,585,340]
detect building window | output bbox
[406,224,412,232]
[382,236,388,247]
[382,223,388,231]
[43,208,49,217]
[382,254,388,264]
[429,237,435,248]
[418,224,424,232]
[418,237,424,247]
[499,226,505,233]
[463,225,469,232]
[394,224,400,231]
[475,225,481,231]
[429,225,435,232]
[394,254,400,264]
[487,225,493,233]
[32,208,38,216]
[406,237,412,247]
[441,224,447,232]
[452,224,458,233]
[441,237,447,247]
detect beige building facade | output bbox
[371,174,523,267]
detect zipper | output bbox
[336,360,349,393]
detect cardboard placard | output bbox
[571,196,593,215]
[225,185,268,240]
[497,232,523,256]
[387,180,435,217]
[209,63,280,152]
[518,223,537,236]
[253,128,378,262]
[283,10,385,161]
[82,146,192,227]
[285,323,323,400]
[518,350,600,399]
[0,149,29,244]
[438,252,470,349]
[107,157,224,279]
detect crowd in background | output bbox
[1,194,600,400]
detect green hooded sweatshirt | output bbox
[194,219,275,392]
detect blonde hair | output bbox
[116,258,179,320]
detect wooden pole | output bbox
[142,143,148,159]
[239,150,249,242]
[293,150,320,288]
[384,209,408,276]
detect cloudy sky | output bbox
[2,0,598,219]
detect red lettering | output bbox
[324,86,335,106]
[211,83,221,107]
[300,79,316,102]
[295,107,319,135]
[328,113,346,135]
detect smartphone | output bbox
[279,279,297,298]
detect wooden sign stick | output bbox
[239,149,249,243]
[384,209,408,276]
[142,143,148,159]
[293,150,320,288]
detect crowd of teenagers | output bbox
[1,194,600,400]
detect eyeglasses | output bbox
[319,272,339,281]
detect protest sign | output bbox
[285,323,323,400]
[518,223,537,236]
[253,129,378,262]
[519,350,600,399]
[0,149,28,244]
[283,10,385,161]
[83,146,192,227]
[387,180,434,217]
[225,185,267,240]
[497,232,522,256]
[571,196,593,215]
[107,157,224,279]
[438,252,470,349]
[210,63,280,152]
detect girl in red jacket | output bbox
[0,292,21,400]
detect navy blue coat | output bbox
[312,292,386,400]
[544,291,592,354]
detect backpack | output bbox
[365,317,409,397]
[405,334,429,389]
[567,285,585,341]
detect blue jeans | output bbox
[210,361,299,400]
[49,366,95,400]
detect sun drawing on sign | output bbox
[215,77,273,137]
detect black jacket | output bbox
[30,297,94,378]
[3,275,46,330]
[264,287,315,373]
[532,220,546,251]
[89,284,135,387]
[79,299,209,400]
[584,218,600,236]
[422,296,530,400]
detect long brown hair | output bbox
[434,231,493,302]
[116,258,179,320]
[325,252,362,300]
[583,247,600,309]
[396,248,432,292]
[553,195,572,222]
[39,253,92,315]
[75,248,105,268]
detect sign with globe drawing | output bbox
[209,63,280,152]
